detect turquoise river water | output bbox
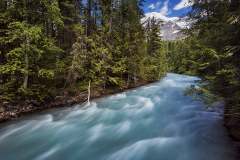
[0,73,237,160]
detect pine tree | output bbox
[0,0,63,101]
[0,0,168,104]
[142,17,167,80]
[167,0,240,139]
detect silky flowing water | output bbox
[0,73,237,160]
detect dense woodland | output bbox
[0,0,167,104]
[167,0,240,138]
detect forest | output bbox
[0,0,167,104]
[167,0,240,140]
[0,0,240,146]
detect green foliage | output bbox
[141,17,168,81]
[167,0,240,129]
[185,86,220,107]
[0,0,168,104]
[69,27,127,88]
[0,0,63,102]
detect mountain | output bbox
[160,21,185,41]
[142,14,189,41]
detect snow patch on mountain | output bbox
[142,14,191,41]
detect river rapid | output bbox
[0,73,237,160]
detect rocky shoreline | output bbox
[206,102,240,154]
[0,81,150,123]
[224,108,240,154]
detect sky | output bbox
[143,0,193,22]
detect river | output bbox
[0,73,237,160]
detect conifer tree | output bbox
[166,0,240,139]
[0,0,63,101]
[0,0,168,105]
[143,17,167,80]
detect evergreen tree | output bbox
[142,17,167,80]
[0,0,168,105]
[0,0,63,101]
[166,0,240,139]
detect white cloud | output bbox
[143,0,178,22]
[174,0,193,10]
[143,12,179,22]
[156,2,161,7]
[148,2,161,10]
[160,0,169,16]
[148,4,156,10]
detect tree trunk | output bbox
[87,0,92,36]
[87,80,91,103]
[23,52,29,89]
[127,73,130,86]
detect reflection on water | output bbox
[0,73,237,160]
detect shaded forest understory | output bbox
[0,78,150,122]
[1,0,240,144]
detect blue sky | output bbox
[143,0,192,20]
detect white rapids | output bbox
[0,73,237,160]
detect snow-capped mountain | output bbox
[142,14,190,41]
[160,20,185,41]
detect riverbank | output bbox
[224,106,240,153]
[0,80,151,123]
